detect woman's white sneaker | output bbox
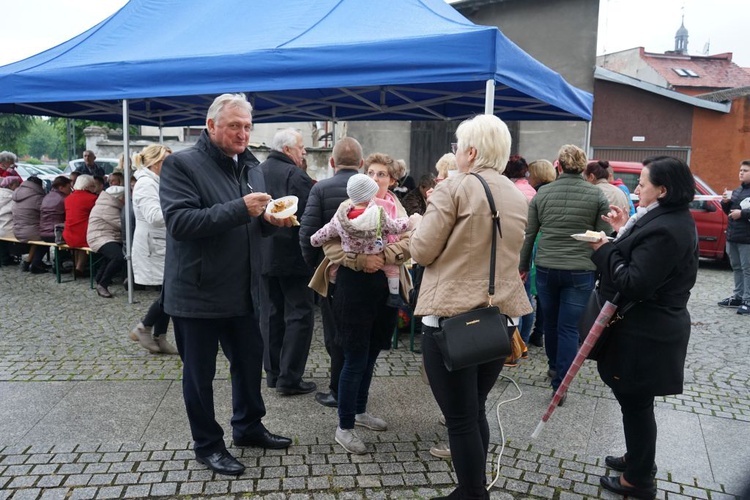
[355,412,388,431]
[335,427,367,454]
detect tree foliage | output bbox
[21,119,64,162]
[0,114,33,153]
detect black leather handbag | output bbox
[432,173,512,371]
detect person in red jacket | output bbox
[62,174,98,275]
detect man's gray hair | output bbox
[271,128,301,153]
[0,151,17,164]
[206,93,253,125]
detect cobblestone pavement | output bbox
[0,260,748,499]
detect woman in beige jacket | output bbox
[410,114,531,500]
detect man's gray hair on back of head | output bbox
[271,128,301,153]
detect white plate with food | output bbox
[265,195,298,219]
[571,230,613,242]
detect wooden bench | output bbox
[1,235,98,288]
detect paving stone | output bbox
[36,475,64,488]
[11,489,42,500]
[88,473,115,486]
[39,489,69,500]
[231,479,255,493]
[150,482,177,496]
[8,475,38,488]
[283,476,307,490]
[69,487,98,500]
[123,484,151,498]
[257,478,281,491]
[96,486,124,499]
[178,482,205,495]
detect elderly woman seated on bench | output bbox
[86,186,126,298]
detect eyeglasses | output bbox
[367,171,390,179]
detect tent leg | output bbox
[123,99,134,305]
[484,79,496,115]
[584,121,592,158]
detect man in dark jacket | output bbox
[75,150,106,178]
[259,128,316,395]
[160,93,294,477]
[299,137,364,408]
[718,160,750,314]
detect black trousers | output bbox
[320,285,344,397]
[259,275,315,389]
[143,298,171,336]
[172,313,267,457]
[613,389,657,487]
[94,241,125,288]
[422,326,498,500]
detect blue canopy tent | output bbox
[0,0,592,125]
[0,0,593,302]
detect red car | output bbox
[609,161,727,260]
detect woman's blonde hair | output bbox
[435,153,457,179]
[528,159,556,185]
[557,144,587,174]
[134,145,172,170]
[455,114,511,173]
[364,153,400,184]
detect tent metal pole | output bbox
[123,99,134,304]
[159,119,164,144]
[484,79,495,114]
[584,121,592,158]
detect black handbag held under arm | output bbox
[432,173,512,371]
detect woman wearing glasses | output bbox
[313,152,414,455]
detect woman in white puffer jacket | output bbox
[128,145,178,355]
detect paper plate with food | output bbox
[571,230,613,242]
[265,195,300,225]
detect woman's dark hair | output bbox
[503,154,528,179]
[584,160,610,180]
[417,174,436,190]
[52,176,71,190]
[642,156,695,207]
[26,176,43,187]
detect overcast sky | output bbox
[1,0,748,68]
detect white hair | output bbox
[0,151,17,164]
[271,128,301,153]
[455,114,511,173]
[206,93,253,125]
[73,174,96,192]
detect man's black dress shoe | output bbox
[234,429,292,449]
[605,455,658,475]
[195,450,245,476]
[600,475,656,499]
[314,391,338,408]
[277,380,316,396]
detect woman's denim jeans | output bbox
[535,266,594,389]
[337,343,381,430]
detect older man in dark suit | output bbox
[160,93,294,477]
[258,128,316,396]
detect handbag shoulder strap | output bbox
[469,172,502,298]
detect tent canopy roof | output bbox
[0,0,592,126]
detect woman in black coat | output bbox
[589,156,698,500]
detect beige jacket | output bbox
[309,195,413,298]
[86,191,123,252]
[410,167,532,318]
